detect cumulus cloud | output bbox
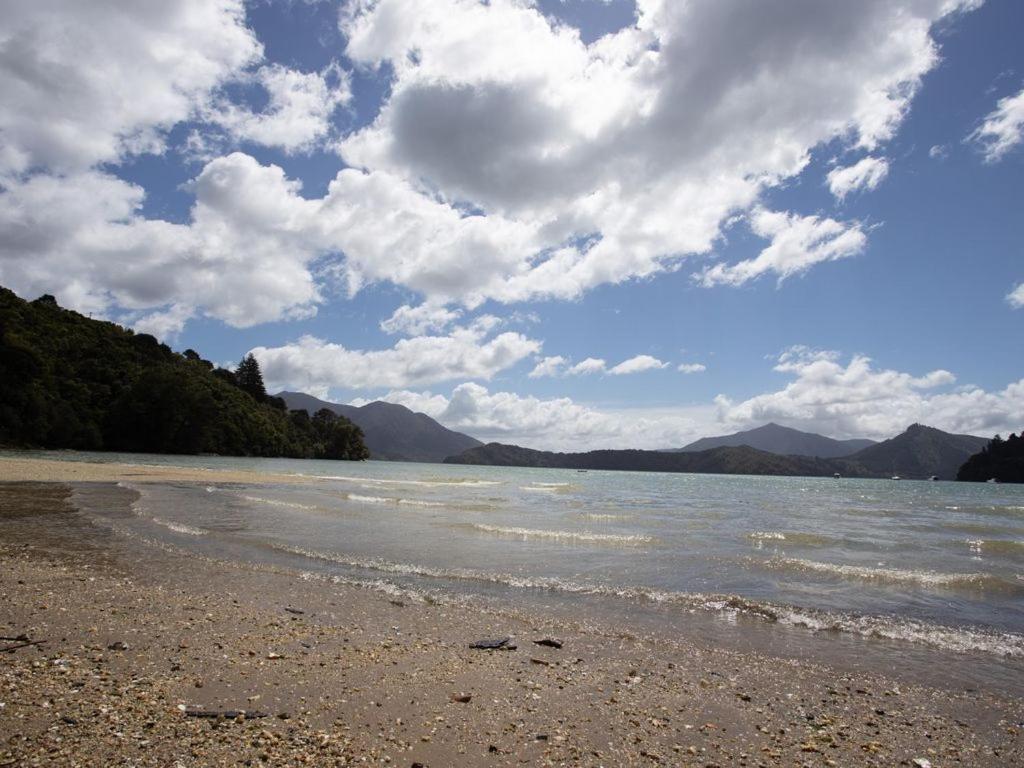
[0,0,260,175]
[362,383,716,451]
[677,363,707,374]
[251,321,540,396]
[968,87,1024,163]
[826,156,890,200]
[715,346,1021,440]
[205,62,351,153]
[1008,283,1024,309]
[528,354,666,377]
[380,302,463,335]
[608,355,668,375]
[699,209,867,287]
[0,0,981,331]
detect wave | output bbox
[268,544,1024,658]
[469,523,653,545]
[765,557,1021,593]
[311,474,501,488]
[345,493,444,507]
[966,539,1024,557]
[150,517,206,536]
[578,512,634,521]
[239,495,319,511]
[748,531,834,548]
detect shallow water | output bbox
[6,450,1024,692]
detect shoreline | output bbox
[1,479,1022,765]
[0,455,317,485]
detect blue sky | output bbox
[1,0,1022,449]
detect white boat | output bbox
[890,475,901,481]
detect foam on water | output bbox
[150,517,206,536]
[470,523,653,545]
[345,493,444,507]
[765,557,1020,593]
[268,544,1024,658]
[314,474,501,488]
[239,494,319,511]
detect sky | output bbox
[1,0,1022,451]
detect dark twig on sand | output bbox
[1,639,46,652]
[183,709,269,719]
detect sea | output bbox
[6,451,1024,694]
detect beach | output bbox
[1,458,1023,766]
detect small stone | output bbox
[107,641,129,651]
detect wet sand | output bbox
[0,455,316,485]
[1,479,1022,766]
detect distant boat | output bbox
[986,478,999,484]
[929,475,938,481]
[890,475,901,481]
[833,472,841,479]
[576,469,588,473]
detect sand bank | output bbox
[0,455,310,485]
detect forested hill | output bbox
[445,442,847,477]
[279,391,482,462]
[0,287,367,460]
[957,432,1024,483]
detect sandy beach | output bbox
[1,463,1022,766]
[0,456,315,485]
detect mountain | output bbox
[278,391,482,463]
[957,432,1024,483]
[445,442,847,477]
[0,287,367,460]
[676,422,875,458]
[841,424,989,480]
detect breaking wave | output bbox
[150,517,206,536]
[764,557,1022,594]
[469,523,653,545]
[269,544,1024,658]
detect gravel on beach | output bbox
[0,476,1022,766]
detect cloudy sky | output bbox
[1,0,1022,450]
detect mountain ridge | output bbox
[446,423,991,480]
[278,391,481,463]
[675,422,875,458]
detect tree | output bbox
[235,354,267,402]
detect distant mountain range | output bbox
[846,423,988,480]
[446,423,991,480]
[278,391,481,463]
[673,422,876,458]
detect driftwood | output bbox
[1,639,46,652]
[183,709,269,719]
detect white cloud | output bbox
[1008,283,1024,309]
[329,0,970,304]
[608,354,668,375]
[928,144,948,160]
[205,62,351,153]
[826,156,889,200]
[968,87,1024,163]
[527,354,666,378]
[699,209,867,287]
[251,321,540,395]
[677,363,707,374]
[365,382,716,451]
[0,0,981,331]
[568,357,609,376]
[380,302,463,335]
[0,0,260,174]
[528,356,568,379]
[715,346,1021,440]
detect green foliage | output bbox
[235,353,267,402]
[0,286,367,461]
[957,432,1024,483]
